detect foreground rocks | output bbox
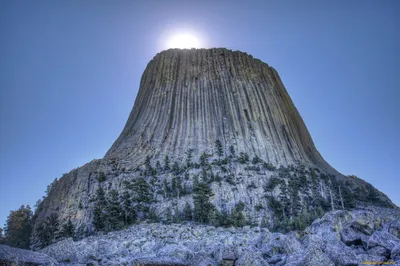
[0,244,57,265]
[2,207,399,265]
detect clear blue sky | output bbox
[1,0,399,228]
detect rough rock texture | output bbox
[32,48,396,238]
[10,207,397,266]
[0,244,57,265]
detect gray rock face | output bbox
[32,48,396,240]
[0,244,57,265]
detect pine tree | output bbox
[164,178,170,198]
[145,155,153,175]
[106,190,123,231]
[121,191,136,226]
[171,177,177,196]
[61,219,75,238]
[185,149,194,168]
[165,207,172,224]
[172,161,180,174]
[45,213,60,244]
[130,178,152,212]
[200,152,208,166]
[164,155,170,171]
[215,140,223,159]
[193,182,214,223]
[93,187,107,231]
[176,176,182,199]
[183,202,193,221]
[229,145,235,158]
[156,160,162,171]
[238,152,249,164]
[4,205,32,249]
[0,228,4,244]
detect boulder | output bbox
[391,242,400,261]
[40,238,79,263]
[0,244,57,266]
[285,246,334,266]
[388,220,400,239]
[368,231,400,251]
[235,249,269,266]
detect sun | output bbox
[166,33,201,49]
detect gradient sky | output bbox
[1,0,399,228]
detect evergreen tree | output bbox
[165,207,172,224]
[0,228,4,244]
[164,155,170,171]
[4,205,32,249]
[229,145,235,158]
[156,161,162,171]
[172,161,180,174]
[93,187,107,231]
[173,206,182,223]
[45,178,58,196]
[129,178,152,211]
[145,155,153,175]
[176,176,182,198]
[171,177,177,196]
[164,178,170,198]
[193,175,199,191]
[44,213,60,244]
[215,140,224,159]
[252,155,262,164]
[183,202,193,221]
[105,190,123,231]
[200,152,208,166]
[121,191,136,226]
[61,219,75,238]
[238,152,249,164]
[185,149,194,168]
[193,182,214,223]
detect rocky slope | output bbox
[2,207,400,265]
[32,48,396,242]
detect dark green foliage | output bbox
[215,139,223,158]
[341,185,356,209]
[164,155,170,171]
[105,190,123,231]
[144,155,153,175]
[45,178,58,196]
[201,168,208,183]
[193,182,214,223]
[0,228,4,244]
[215,173,222,185]
[255,204,264,211]
[172,161,180,174]
[247,181,257,189]
[252,155,262,164]
[265,176,280,191]
[193,175,199,191]
[183,202,193,221]
[97,172,106,183]
[225,174,235,185]
[61,219,75,238]
[263,162,276,171]
[129,177,152,205]
[173,206,182,223]
[164,207,172,224]
[93,187,107,231]
[200,152,208,166]
[147,208,160,222]
[36,213,59,248]
[164,179,170,197]
[238,152,249,164]
[121,190,136,226]
[185,149,194,168]
[229,145,235,158]
[4,205,32,249]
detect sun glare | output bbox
[167,33,201,49]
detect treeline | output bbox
[0,205,74,250]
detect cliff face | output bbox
[106,48,333,172]
[33,48,396,241]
